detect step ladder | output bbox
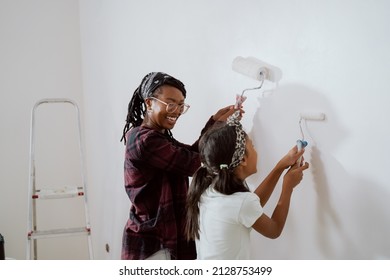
[27,98,93,260]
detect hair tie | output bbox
[219,164,229,170]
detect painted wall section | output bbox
[79,0,390,259]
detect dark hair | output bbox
[185,122,249,240]
[120,72,186,144]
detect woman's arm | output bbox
[135,129,202,176]
[187,105,239,151]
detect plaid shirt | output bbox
[121,117,215,260]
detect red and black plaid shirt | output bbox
[121,117,215,260]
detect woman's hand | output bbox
[212,105,245,122]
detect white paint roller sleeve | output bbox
[300,112,326,121]
[232,56,282,83]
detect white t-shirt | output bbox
[195,187,263,260]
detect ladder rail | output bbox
[27,98,93,260]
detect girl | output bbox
[120,72,236,260]
[186,112,309,259]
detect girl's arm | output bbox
[254,145,304,206]
[252,161,309,239]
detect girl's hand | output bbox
[277,145,305,170]
[283,161,310,189]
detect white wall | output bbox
[80,0,390,260]
[0,0,87,259]
[1,0,389,260]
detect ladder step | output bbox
[33,186,84,199]
[28,227,91,240]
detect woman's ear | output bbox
[145,98,153,111]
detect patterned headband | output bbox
[226,111,246,169]
[138,72,186,100]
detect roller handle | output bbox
[296,139,308,165]
[234,94,247,109]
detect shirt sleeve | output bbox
[238,192,264,228]
[181,116,216,152]
[138,130,201,176]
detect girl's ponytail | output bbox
[185,166,213,240]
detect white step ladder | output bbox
[27,98,93,260]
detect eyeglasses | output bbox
[149,97,190,114]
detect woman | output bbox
[120,72,236,260]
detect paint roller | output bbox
[232,57,326,166]
[232,56,282,109]
[296,112,326,164]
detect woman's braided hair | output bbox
[120,72,186,144]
